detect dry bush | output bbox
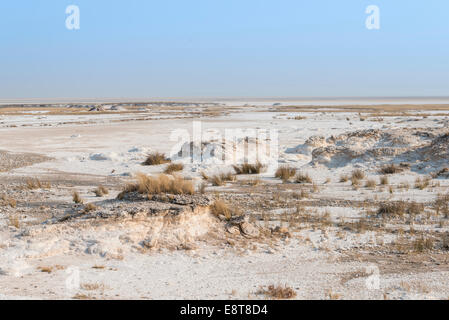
[380,176,389,185]
[293,116,306,120]
[434,194,449,217]
[275,166,297,182]
[83,203,97,213]
[25,178,50,190]
[379,164,403,175]
[257,284,297,299]
[377,201,423,217]
[72,191,83,204]
[8,216,19,228]
[0,194,17,208]
[209,172,235,186]
[413,236,434,252]
[295,172,312,184]
[164,163,184,174]
[351,177,361,188]
[210,200,233,220]
[365,179,376,189]
[339,175,349,182]
[93,185,109,197]
[233,162,265,174]
[351,169,365,180]
[118,173,195,198]
[142,152,171,166]
[415,176,431,190]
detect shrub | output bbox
[377,201,423,217]
[275,166,297,182]
[339,175,349,182]
[164,163,184,174]
[72,191,83,204]
[295,172,312,184]
[257,285,297,299]
[210,200,232,220]
[93,185,109,197]
[233,162,265,174]
[351,169,365,180]
[415,176,431,190]
[142,152,171,166]
[83,203,97,213]
[379,164,403,175]
[117,173,195,198]
[209,172,235,186]
[365,179,376,189]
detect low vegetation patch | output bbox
[377,201,423,217]
[209,172,236,186]
[210,200,235,220]
[164,163,184,174]
[295,172,312,184]
[232,162,265,174]
[257,284,297,299]
[379,164,403,175]
[142,152,171,166]
[0,194,17,208]
[118,173,195,198]
[93,185,109,197]
[72,191,83,204]
[275,166,297,182]
[351,169,365,180]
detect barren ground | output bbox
[1,102,449,300]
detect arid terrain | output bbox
[1,101,449,300]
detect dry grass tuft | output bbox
[295,172,312,184]
[379,164,403,175]
[118,173,195,198]
[257,284,297,299]
[93,185,109,197]
[339,175,349,182]
[0,194,17,208]
[380,176,389,185]
[83,203,97,213]
[415,176,431,190]
[377,201,423,217]
[351,169,365,180]
[413,236,434,252]
[25,178,50,190]
[275,166,297,182]
[72,191,83,204]
[210,200,233,220]
[142,152,171,166]
[365,179,376,189]
[164,163,184,174]
[209,172,235,186]
[233,162,265,174]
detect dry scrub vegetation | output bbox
[275,166,297,182]
[142,152,171,166]
[164,163,184,174]
[233,162,265,174]
[118,173,194,199]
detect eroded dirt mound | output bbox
[0,194,264,275]
[288,128,449,170]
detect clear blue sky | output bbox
[1,0,448,99]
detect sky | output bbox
[0,0,448,99]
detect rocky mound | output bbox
[287,128,449,170]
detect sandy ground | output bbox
[1,102,449,300]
